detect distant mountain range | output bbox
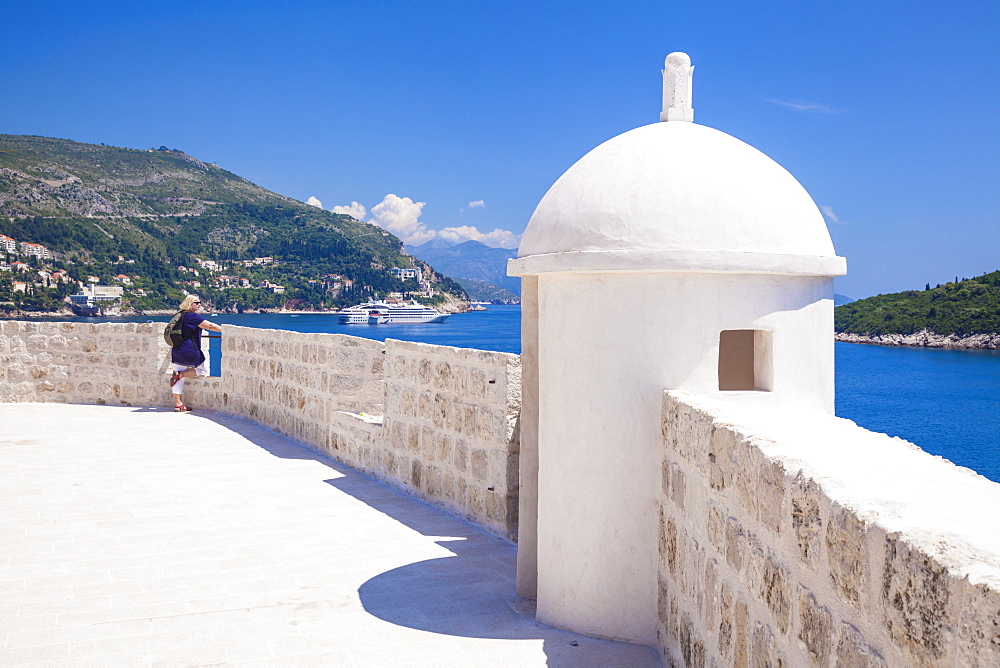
[834,294,853,306]
[405,239,520,298]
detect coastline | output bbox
[836,328,1000,350]
[1,297,476,319]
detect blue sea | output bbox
[16,305,1000,483]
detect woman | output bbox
[169,295,222,412]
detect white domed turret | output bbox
[510,53,846,645]
[518,121,840,265]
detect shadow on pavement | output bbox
[179,409,660,667]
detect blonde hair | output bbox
[179,294,200,311]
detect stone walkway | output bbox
[0,403,660,667]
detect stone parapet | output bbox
[379,339,521,539]
[218,325,386,447]
[658,391,1000,667]
[0,321,520,540]
[0,320,185,406]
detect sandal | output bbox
[173,404,192,412]
[170,371,181,387]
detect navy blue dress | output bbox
[170,311,206,367]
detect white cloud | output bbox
[768,99,843,114]
[334,194,521,248]
[468,200,486,209]
[331,201,367,221]
[306,196,323,209]
[368,194,436,245]
[820,205,841,224]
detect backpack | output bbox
[163,311,187,347]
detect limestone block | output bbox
[792,473,824,572]
[424,464,441,496]
[418,359,432,384]
[687,536,704,604]
[671,462,686,511]
[678,611,707,668]
[666,518,679,578]
[734,597,750,667]
[417,391,432,421]
[836,623,887,667]
[826,503,866,607]
[433,361,452,390]
[706,501,726,557]
[750,622,785,668]
[467,484,484,518]
[401,387,415,416]
[666,400,713,476]
[798,590,833,665]
[658,572,670,635]
[420,425,435,460]
[442,470,455,502]
[469,368,486,398]
[756,455,786,535]
[451,366,467,395]
[724,515,745,572]
[881,535,953,663]
[470,448,488,482]
[27,334,49,350]
[760,551,791,635]
[432,393,448,429]
[956,582,1000,666]
[454,438,468,472]
[718,581,734,660]
[434,433,453,464]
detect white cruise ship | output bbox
[337,301,450,324]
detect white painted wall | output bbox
[533,270,834,643]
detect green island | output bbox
[0,135,466,314]
[835,271,1000,339]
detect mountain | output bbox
[405,239,520,296]
[833,294,854,306]
[835,271,1000,336]
[453,277,520,303]
[0,135,465,312]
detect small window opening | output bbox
[718,330,772,391]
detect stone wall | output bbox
[0,321,520,539]
[219,326,386,446]
[0,320,212,406]
[658,391,1000,667]
[379,340,521,539]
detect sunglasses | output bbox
[193,301,202,304]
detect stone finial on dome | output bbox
[661,52,694,122]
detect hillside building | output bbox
[69,283,124,308]
[18,242,52,259]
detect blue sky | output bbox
[2,1,997,299]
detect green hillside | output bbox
[835,271,1000,336]
[453,277,520,303]
[0,135,465,312]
